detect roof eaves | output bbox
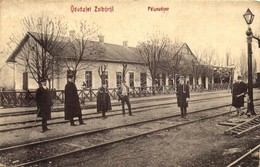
[6,33,30,63]
[27,32,47,51]
[82,58,145,65]
[183,43,197,59]
[171,43,184,59]
[172,43,196,60]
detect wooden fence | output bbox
[0,83,230,107]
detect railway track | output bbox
[0,94,233,133]
[226,144,260,167]
[0,101,259,167]
[0,95,181,117]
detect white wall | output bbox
[14,57,214,90]
[0,64,15,90]
[52,61,151,90]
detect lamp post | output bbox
[243,8,256,116]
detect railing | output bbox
[0,84,230,107]
[208,83,230,91]
[189,84,204,92]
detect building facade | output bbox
[6,32,227,91]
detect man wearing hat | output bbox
[64,73,85,126]
[232,75,247,116]
[35,78,53,132]
[176,76,190,118]
[117,80,133,116]
[97,80,112,118]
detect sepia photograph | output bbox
[0,0,260,166]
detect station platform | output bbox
[0,90,231,114]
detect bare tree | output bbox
[62,20,104,81]
[121,62,128,82]
[203,49,216,84]
[213,53,222,67]
[239,49,258,84]
[187,58,201,86]
[136,32,175,90]
[98,64,107,85]
[159,40,185,81]
[185,49,206,86]
[9,13,68,88]
[240,50,248,82]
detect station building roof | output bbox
[6,31,195,65]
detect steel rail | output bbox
[2,97,257,154]
[0,102,239,152]
[13,104,249,167]
[0,97,236,133]
[0,95,231,131]
[226,144,260,167]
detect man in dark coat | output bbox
[35,78,53,132]
[232,75,247,116]
[97,82,112,119]
[64,74,85,126]
[176,76,190,118]
[117,80,133,116]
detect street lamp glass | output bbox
[243,8,254,25]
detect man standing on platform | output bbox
[35,78,53,132]
[64,73,85,126]
[176,76,190,119]
[232,75,247,116]
[118,80,133,116]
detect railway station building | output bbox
[6,32,232,91]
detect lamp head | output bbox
[243,8,254,25]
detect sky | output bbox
[0,0,260,79]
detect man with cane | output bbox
[35,78,53,132]
[176,76,190,119]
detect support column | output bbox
[206,77,209,89]
[13,62,16,90]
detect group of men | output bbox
[176,75,252,118]
[36,74,85,132]
[34,75,192,132]
[95,80,133,119]
[176,75,253,118]
[176,75,250,118]
[35,74,134,133]
[35,73,252,133]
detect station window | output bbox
[85,71,92,88]
[129,72,134,88]
[116,72,122,87]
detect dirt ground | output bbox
[53,113,260,167]
[1,91,260,167]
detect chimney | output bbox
[98,35,104,43]
[123,41,128,47]
[69,30,76,41]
